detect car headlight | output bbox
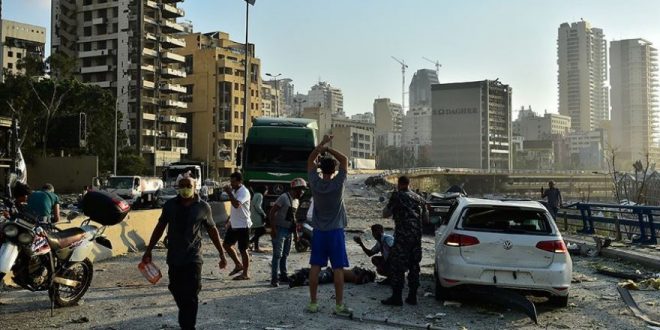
[18,231,34,244]
[3,224,18,237]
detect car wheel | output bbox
[548,294,569,307]
[434,268,452,301]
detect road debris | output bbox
[572,274,598,283]
[617,286,660,326]
[443,301,462,307]
[70,316,89,324]
[618,278,660,290]
[425,312,447,320]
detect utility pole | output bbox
[242,0,256,144]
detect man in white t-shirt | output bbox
[222,172,252,280]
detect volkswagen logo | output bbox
[503,240,513,250]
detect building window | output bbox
[234,97,239,105]
[184,55,193,74]
[7,51,13,57]
[16,53,22,59]
[84,26,92,36]
[7,63,13,69]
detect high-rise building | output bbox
[402,107,432,146]
[557,20,609,132]
[610,38,660,167]
[302,105,332,142]
[307,81,344,117]
[409,68,438,110]
[350,112,375,124]
[1,20,46,76]
[331,118,376,160]
[261,84,276,118]
[174,31,262,178]
[373,98,403,151]
[264,78,294,117]
[51,0,189,170]
[431,80,512,170]
[514,111,571,141]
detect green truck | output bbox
[241,117,317,218]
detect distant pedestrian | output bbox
[353,224,394,285]
[222,172,252,280]
[26,183,61,226]
[200,184,209,202]
[306,134,352,317]
[268,178,306,287]
[542,181,563,219]
[249,186,268,252]
[381,176,428,306]
[142,174,227,330]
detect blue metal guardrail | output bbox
[560,203,658,245]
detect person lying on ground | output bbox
[288,266,376,288]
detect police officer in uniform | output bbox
[381,176,428,306]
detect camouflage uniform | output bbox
[384,190,427,292]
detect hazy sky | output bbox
[5,0,660,117]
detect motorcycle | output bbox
[0,198,114,308]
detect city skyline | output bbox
[5,0,660,117]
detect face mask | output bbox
[178,188,194,198]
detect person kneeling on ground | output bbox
[353,224,394,285]
[288,267,376,288]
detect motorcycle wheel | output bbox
[49,259,93,307]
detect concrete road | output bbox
[1,174,657,329]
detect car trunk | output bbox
[456,206,557,269]
[458,231,555,268]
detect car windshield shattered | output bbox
[458,206,552,234]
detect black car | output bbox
[423,192,463,234]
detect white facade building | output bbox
[557,20,609,132]
[610,38,660,166]
[514,111,572,141]
[402,107,432,146]
[307,81,344,117]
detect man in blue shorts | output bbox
[306,134,352,317]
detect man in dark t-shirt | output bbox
[143,175,227,330]
[542,181,563,220]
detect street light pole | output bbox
[241,0,256,144]
[266,73,282,117]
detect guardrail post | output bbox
[614,215,622,242]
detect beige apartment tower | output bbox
[51,0,189,171]
[610,38,660,167]
[1,20,46,76]
[557,20,609,132]
[174,32,262,178]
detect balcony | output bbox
[160,51,185,63]
[166,130,188,139]
[141,64,155,72]
[160,83,187,94]
[160,35,185,48]
[161,3,185,18]
[145,32,157,42]
[143,80,155,89]
[161,99,188,109]
[144,16,157,26]
[143,48,158,58]
[161,67,186,78]
[143,113,156,121]
[78,49,115,58]
[172,147,188,154]
[80,65,111,74]
[142,129,157,136]
[141,146,155,154]
[146,0,158,9]
[160,114,187,124]
[88,81,112,88]
[92,17,106,25]
[161,20,185,34]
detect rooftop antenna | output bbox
[422,57,442,78]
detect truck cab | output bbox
[102,176,163,208]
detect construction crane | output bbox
[390,56,408,112]
[422,56,442,78]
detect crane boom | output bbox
[422,56,442,76]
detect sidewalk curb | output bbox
[563,235,660,271]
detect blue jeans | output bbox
[271,226,292,281]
